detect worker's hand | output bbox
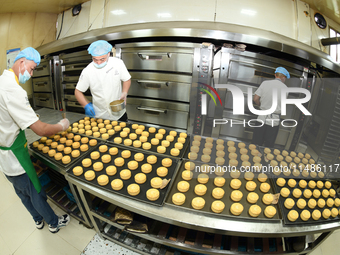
[58,118,70,131]
[119,92,127,104]
[84,103,95,117]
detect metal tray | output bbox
[69,118,128,142]
[271,178,340,225]
[165,160,280,221]
[184,137,265,169]
[67,143,181,206]
[258,147,323,180]
[106,123,189,159]
[29,134,100,168]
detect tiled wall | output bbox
[0,13,57,96]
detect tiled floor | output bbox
[0,171,338,255]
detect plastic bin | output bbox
[38,171,51,187]
[63,185,76,203]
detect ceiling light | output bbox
[111,10,126,15]
[241,9,256,16]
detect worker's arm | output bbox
[253,94,261,106]
[75,89,90,108]
[120,79,131,103]
[30,120,68,137]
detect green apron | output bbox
[0,130,42,193]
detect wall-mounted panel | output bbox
[296,0,311,45]
[89,0,105,31]
[103,0,215,27]
[215,0,296,40]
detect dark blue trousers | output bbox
[6,173,58,227]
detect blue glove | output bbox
[84,103,95,117]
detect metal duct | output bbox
[321,37,340,46]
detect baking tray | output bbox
[165,160,280,221]
[69,117,128,141]
[259,148,323,180]
[106,123,189,159]
[29,134,100,168]
[271,178,340,225]
[184,136,265,169]
[67,143,181,206]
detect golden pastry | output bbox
[62,155,71,164]
[331,208,338,218]
[141,163,152,174]
[65,140,73,147]
[197,173,208,183]
[285,156,292,163]
[133,153,144,162]
[114,137,122,144]
[263,148,271,154]
[89,139,97,146]
[229,152,237,160]
[171,148,180,157]
[127,161,138,170]
[299,180,307,189]
[134,173,147,184]
[102,133,109,140]
[228,146,236,153]
[106,165,117,176]
[214,177,225,187]
[327,198,334,207]
[280,187,290,198]
[177,181,190,193]
[262,194,274,205]
[216,144,224,151]
[82,158,92,167]
[182,170,193,181]
[246,181,257,191]
[239,148,248,155]
[284,198,295,209]
[42,146,49,154]
[313,189,321,199]
[48,149,56,157]
[276,178,286,187]
[194,184,207,196]
[334,198,340,207]
[204,142,213,149]
[322,189,329,198]
[264,206,277,218]
[316,181,324,189]
[288,210,299,222]
[300,210,311,221]
[121,150,131,159]
[56,144,64,152]
[114,157,125,167]
[157,167,168,177]
[192,197,205,210]
[322,209,331,219]
[258,173,268,182]
[97,175,109,186]
[216,150,225,158]
[151,177,163,188]
[266,154,274,161]
[80,144,89,152]
[127,183,140,196]
[324,181,332,189]
[249,205,261,217]
[73,166,83,176]
[244,172,254,181]
[297,198,306,209]
[318,198,325,208]
[260,183,270,193]
[162,158,172,167]
[318,171,325,178]
[184,161,195,171]
[303,189,312,199]
[84,170,95,181]
[330,189,336,197]
[91,151,100,160]
[312,210,321,220]
[230,179,242,189]
[142,142,151,150]
[242,161,251,169]
[230,203,244,216]
[120,169,131,180]
[292,168,300,177]
[247,192,259,204]
[215,157,224,165]
[101,154,111,164]
[230,169,240,179]
[308,198,317,209]
[93,162,103,171]
[146,188,160,201]
[172,193,186,205]
[212,187,225,199]
[308,180,316,189]
[288,179,296,188]
[293,188,302,198]
[211,201,225,214]
[189,152,198,160]
[109,147,119,156]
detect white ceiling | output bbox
[0,0,339,26]
[0,0,89,14]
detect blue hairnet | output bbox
[87,40,113,56]
[275,67,290,79]
[14,47,41,65]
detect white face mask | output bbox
[18,62,31,84]
[93,54,109,69]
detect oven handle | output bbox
[137,52,172,60]
[35,82,48,86]
[35,65,47,71]
[136,80,169,87]
[136,106,167,114]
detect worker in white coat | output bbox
[0,47,70,233]
[75,40,131,121]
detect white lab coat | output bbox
[0,70,39,176]
[76,57,131,120]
